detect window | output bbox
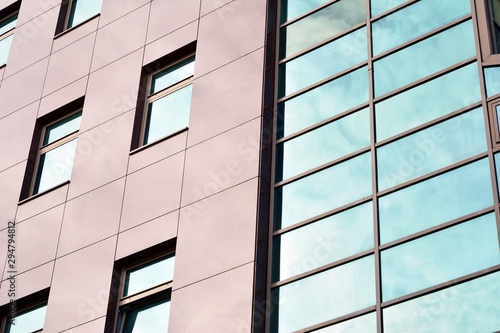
[3,303,47,333]
[141,55,195,146]
[32,110,82,195]
[0,8,18,66]
[114,253,175,333]
[56,0,102,32]
[489,0,500,53]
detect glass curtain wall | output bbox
[271,0,500,332]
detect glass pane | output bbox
[5,304,46,333]
[382,214,500,301]
[383,271,500,332]
[0,34,14,65]
[43,111,82,146]
[144,84,192,145]
[379,159,494,244]
[0,12,18,35]
[371,0,408,17]
[151,56,195,94]
[275,152,372,229]
[122,298,170,333]
[374,20,475,97]
[34,139,78,194]
[497,105,500,135]
[273,256,375,333]
[375,63,481,141]
[484,66,500,97]
[312,312,377,333]
[281,0,365,58]
[124,255,175,297]
[277,108,370,182]
[372,0,471,55]
[282,0,330,23]
[496,153,500,196]
[377,107,487,191]
[279,27,367,98]
[278,66,368,138]
[274,202,374,282]
[67,0,102,28]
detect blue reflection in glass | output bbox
[151,56,195,94]
[379,159,493,244]
[278,108,370,182]
[375,63,481,141]
[377,108,487,190]
[43,111,82,146]
[282,0,330,23]
[276,153,372,229]
[282,0,365,58]
[122,298,170,333]
[496,154,500,197]
[280,27,367,98]
[382,214,500,301]
[5,304,46,333]
[383,271,500,332]
[313,312,377,332]
[372,0,471,55]
[278,66,368,138]
[374,20,475,97]
[484,66,500,97]
[275,256,375,333]
[0,34,14,65]
[124,255,175,297]
[274,202,373,282]
[370,0,408,17]
[67,0,102,28]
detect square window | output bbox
[0,7,18,66]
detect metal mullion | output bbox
[118,282,172,307]
[147,76,194,103]
[298,306,377,333]
[280,0,341,28]
[369,0,420,22]
[39,131,78,154]
[0,27,15,42]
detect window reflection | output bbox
[281,0,330,23]
[312,312,377,332]
[5,304,47,333]
[122,298,170,333]
[67,0,102,28]
[484,66,500,97]
[124,255,175,297]
[370,0,408,17]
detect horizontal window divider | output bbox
[369,0,420,22]
[381,265,500,309]
[275,147,371,187]
[277,62,368,103]
[372,14,472,61]
[276,104,370,144]
[119,281,172,306]
[374,101,483,148]
[280,0,342,28]
[373,57,477,105]
[271,249,374,289]
[279,23,367,64]
[486,92,500,103]
[492,145,500,155]
[297,306,377,333]
[273,196,373,236]
[377,152,489,197]
[40,131,79,153]
[147,76,193,101]
[379,206,495,251]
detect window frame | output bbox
[489,98,500,146]
[0,7,19,67]
[477,0,500,63]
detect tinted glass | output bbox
[281,0,365,58]
[382,214,500,301]
[34,139,78,194]
[374,20,475,97]
[370,0,408,17]
[484,66,500,97]
[144,84,192,144]
[5,304,46,333]
[0,12,17,35]
[43,111,82,146]
[377,108,487,191]
[67,0,102,28]
[375,63,481,141]
[279,27,367,98]
[151,56,195,94]
[0,34,13,65]
[278,66,368,138]
[275,152,372,229]
[383,272,500,332]
[122,298,170,333]
[372,0,471,55]
[274,256,375,333]
[282,0,330,23]
[313,312,377,332]
[277,108,370,182]
[124,255,175,297]
[274,202,374,282]
[378,159,494,244]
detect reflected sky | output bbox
[313,312,377,333]
[374,20,475,97]
[370,0,408,17]
[67,0,102,28]
[276,256,375,333]
[280,27,367,97]
[282,0,365,58]
[484,66,500,97]
[6,304,46,333]
[277,152,372,229]
[372,0,470,56]
[278,66,368,138]
[278,108,370,182]
[375,63,481,141]
[282,0,329,23]
[377,107,487,191]
[0,12,17,35]
[496,154,500,196]
[275,202,373,282]
[0,34,14,65]
[383,271,500,332]
[379,158,494,244]
[43,111,82,146]
[145,84,192,145]
[124,255,175,297]
[382,214,500,301]
[122,299,170,333]
[151,56,195,94]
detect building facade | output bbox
[1,0,500,332]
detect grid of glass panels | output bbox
[271,0,500,332]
